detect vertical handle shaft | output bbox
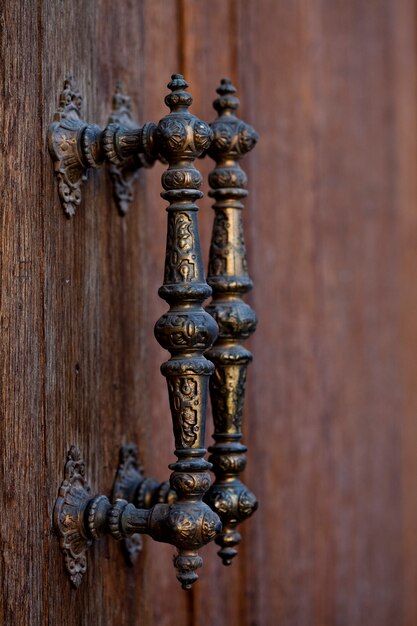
[204,79,259,565]
[154,74,221,588]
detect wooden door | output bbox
[1,1,417,625]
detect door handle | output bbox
[52,74,259,590]
[54,75,221,590]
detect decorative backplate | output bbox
[47,78,88,217]
[53,446,93,587]
[112,443,145,563]
[106,83,147,215]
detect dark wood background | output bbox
[1,0,417,624]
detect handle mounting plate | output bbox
[53,446,92,588]
[47,78,89,217]
[106,83,144,216]
[112,443,145,564]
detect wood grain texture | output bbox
[40,0,153,623]
[1,0,417,625]
[238,0,417,625]
[0,1,47,624]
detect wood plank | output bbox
[40,0,151,623]
[392,1,417,623]
[178,2,251,626]
[0,1,47,624]
[238,0,417,624]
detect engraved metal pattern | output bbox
[204,79,259,565]
[47,78,91,217]
[105,83,156,215]
[153,74,221,588]
[53,446,93,587]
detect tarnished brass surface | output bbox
[53,76,260,587]
[53,446,94,588]
[47,78,97,217]
[112,444,175,564]
[204,79,259,565]
[153,74,221,588]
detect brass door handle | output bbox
[204,79,258,565]
[152,73,221,588]
[54,75,221,591]
[52,74,259,591]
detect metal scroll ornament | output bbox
[47,78,93,217]
[112,444,175,565]
[103,82,159,215]
[204,79,259,565]
[53,446,93,588]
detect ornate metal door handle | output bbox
[52,74,259,591]
[204,79,259,565]
[54,75,221,590]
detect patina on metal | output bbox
[54,75,222,591]
[47,77,96,217]
[104,82,157,215]
[48,78,159,217]
[53,446,93,588]
[203,78,259,565]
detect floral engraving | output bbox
[163,168,202,190]
[238,488,258,519]
[210,122,233,152]
[165,212,197,283]
[171,472,211,495]
[209,365,247,433]
[193,119,213,152]
[168,377,200,447]
[155,312,214,351]
[158,118,187,152]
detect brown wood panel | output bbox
[238,0,417,625]
[2,1,417,625]
[394,3,417,623]
[40,0,151,624]
[0,2,47,624]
